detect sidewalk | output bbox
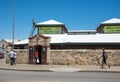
[0,64,120,73]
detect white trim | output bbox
[14,34,120,45]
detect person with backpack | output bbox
[14,51,17,64]
[9,49,15,65]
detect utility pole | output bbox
[12,0,15,49]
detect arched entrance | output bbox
[29,34,50,64]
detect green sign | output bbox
[104,26,120,33]
[38,27,62,34]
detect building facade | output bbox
[6,18,120,65]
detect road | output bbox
[0,70,120,82]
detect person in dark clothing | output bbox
[101,48,110,69]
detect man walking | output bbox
[101,48,110,69]
[9,49,15,65]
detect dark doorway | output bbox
[34,45,42,64]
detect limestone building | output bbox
[12,18,120,65]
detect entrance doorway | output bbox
[34,45,47,64]
[34,45,42,64]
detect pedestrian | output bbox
[14,51,17,64]
[9,49,15,65]
[34,50,39,64]
[101,48,110,69]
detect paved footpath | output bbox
[0,64,120,72]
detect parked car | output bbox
[0,51,4,59]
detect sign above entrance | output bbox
[104,26,120,33]
[38,27,62,34]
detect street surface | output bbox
[0,70,120,82]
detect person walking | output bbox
[9,49,15,65]
[101,48,110,69]
[14,51,17,64]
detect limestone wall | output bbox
[6,49,28,64]
[6,49,120,66]
[50,49,120,66]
